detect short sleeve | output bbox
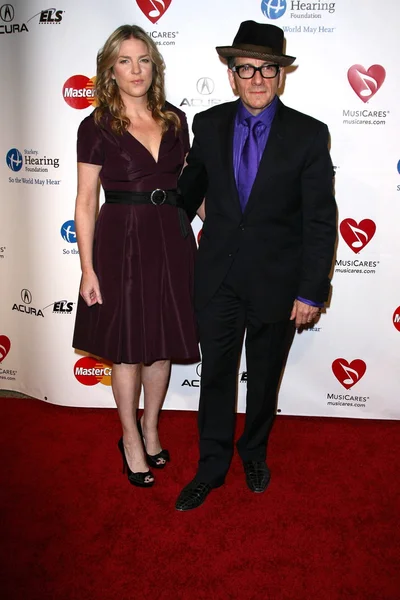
[77,114,104,165]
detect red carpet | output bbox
[1,397,399,600]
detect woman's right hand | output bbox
[80,271,103,307]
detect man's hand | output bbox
[290,299,321,329]
[80,271,103,307]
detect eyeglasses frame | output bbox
[231,63,281,80]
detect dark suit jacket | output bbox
[179,98,337,322]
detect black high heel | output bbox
[117,438,154,487]
[137,419,170,470]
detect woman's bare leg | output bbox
[141,360,171,463]
[112,362,153,479]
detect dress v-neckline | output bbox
[126,130,163,164]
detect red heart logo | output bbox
[339,218,376,254]
[0,335,11,363]
[136,0,172,24]
[332,359,366,390]
[347,64,385,103]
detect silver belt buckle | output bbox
[150,188,167,205]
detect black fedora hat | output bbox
[216,20,295,67]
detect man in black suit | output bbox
[175,21,337,511]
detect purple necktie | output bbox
[238,117,262,212]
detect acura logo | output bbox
[0,4,14,22]
[196,77,214,95]
[196,363,202,377]
[21,289,32,304]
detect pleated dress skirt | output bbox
[72,201,200,365]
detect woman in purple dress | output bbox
[72,25,199,488]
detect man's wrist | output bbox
[296,296,324,308]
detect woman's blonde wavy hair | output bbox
[94,24,180,135]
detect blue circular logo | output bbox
[60,220,76,243]
[261,0,287,19]
[6,148,23,172]
[397,160,400,174]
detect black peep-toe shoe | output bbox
[137,420,170,470]
[117,438,154,487]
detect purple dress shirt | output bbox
[232,97,323,308]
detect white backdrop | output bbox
[1,0,400,419]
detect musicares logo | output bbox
[136,0,172,24]
[332,359,366,390]
[347,65,386,103]
[0,335,11,363]
[339,219,376,254]
[74,356,112,386]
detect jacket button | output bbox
[240,224,245,231]
[228,253,233,257]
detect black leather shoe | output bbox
[243,461,271,493]
[175,479,213,511]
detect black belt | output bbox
[104,189,189,238]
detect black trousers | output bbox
[195,260,294,486]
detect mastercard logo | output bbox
[63,75,97,109]
[74,356,112,386]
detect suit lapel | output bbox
[243,99,287,217]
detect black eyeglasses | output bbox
[231,64,280,79]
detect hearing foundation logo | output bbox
[6,148,61,182]
[339,219,376,254]
[74,357,112,386]
[63,75,96,109]
[262,0,287,19]
[136,0,171,24]
[262,0,336,28]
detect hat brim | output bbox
[216,46,295,67]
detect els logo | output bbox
[0,335,11,363]
[74,357,112,386]
[332,359,366,390]
[347,65,386,103]
[339,219,376,254]
[261,0,287,19]
[136,0,172,24]
[63,75,96,109]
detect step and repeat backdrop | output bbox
[1,0,399,418]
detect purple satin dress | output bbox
[72,105,200,365]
